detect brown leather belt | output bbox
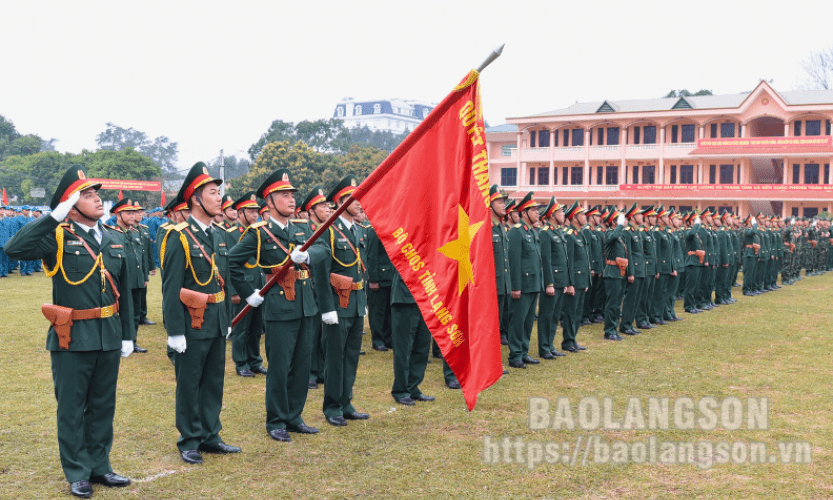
[270,268,310,280]
[206,291,226,303]
[352,281,363,290]
[605,260,618,266]
[73,302,119,320]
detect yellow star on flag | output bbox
[438,205,484,295]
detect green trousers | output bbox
[497,293,508,340]
[537,289,564,356]
[619,277,643,331]
[140,285,149,322]
[173,337,226,451]
[368,285,392,349]
[603,278,624,337]
[131,288,142,339]
[684,265,702,311]
[508,292,538,363]
[309,314,325,384]
[650,273,669,323]
[390,304,430,400]
[51,349,120,482]
[715,265,731,302]
[665,273,680,320]
[231,300,263,372]
[742,256,757,294]
[696,266,713,308]
[264,317,313,430]
[636,275,656,326]
[561,289,585,349]
[322,316,363,418]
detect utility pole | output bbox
[219,149,225,196]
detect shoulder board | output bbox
[225,226,237,233]
[291,219,309,224]
[250,221,267,229]
[172,222,189,231]
[541,227,548,232]
[211,221,225,228]
[513,223,522,228]
[160,223,171,229]
[625,226,632,231]
[59,222,71,228]
[567,228,574,235]
[139,223,148,228]
[653,227,661,231]
[357,222,370,229]
[104,224,123,233]
[638,227,644,232]
[596,226,604,231]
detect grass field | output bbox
[1,270,831,499]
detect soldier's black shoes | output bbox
[287,423,319,434]
[237,369,255,377]
[308,380,319,389]
[140,318,156,325]
[509,361,526,369]
[133,345,148,353]
[372,345,389,351]
[70,480,92,498]
[522,356,540,364]
[575,344,587,350]
[604,334,622,341]
[685,309,701,313]
[252,366,268,375]
[541,352,556,360]
[198,442,241,454]
[415,394,435,402]
[564,346,580,353]
[500,336,509,345]
[580,319,592,326]
[326,416,348,426]
[396,396,416,406]
[359,351,366,355]
[180,450,203,464]
[268,429,292,442]
[654,320,668,325]
[621,329,640,335]
[638,324,653,329]
[446,380,462,389]
[90,473,130,487]
[551,350,566,357]
[344,412,369,420]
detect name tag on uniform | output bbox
[338,238,348,242]
[219,243,226,247]
[295,232,305,237]
[67,240,83,246]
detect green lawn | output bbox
[1,271,831,499]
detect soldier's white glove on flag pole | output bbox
[290,248,309,264]
[246,290,264,307]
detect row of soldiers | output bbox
[488,184,833,368]
[0,205,45,276]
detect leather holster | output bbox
[42,304,73,350]
[180,288,209,329]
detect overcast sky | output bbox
[1,0,830,171]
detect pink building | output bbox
[487,81,833,218]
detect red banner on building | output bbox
[353,70,503,410]
[620,183,833,192]
[93,179,161,191]
[696,136,832,148]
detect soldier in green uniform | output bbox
[365,211,394,352]
[619,203,645,333]
[602,207,627,340]
[308,175,370,426]
[160,162,239,464]
[581,205,603,326]
[111,198,148,353]
[561,202,590,352]
[226,192,266,378]
[228,170,326,441]
[665,209,685,321]
[301,186,330,389]
[506,192,543,369]
[135,207,157,331]
[684,210,708,312]
[489,185,511,347]
[537,198,569,358]
[742,215,761,295]
[713,212,733,304]
[650,206,675,325]
[697,209,716,310]
[6,166,135,497]
[637,206,658,329]
[500,199,518,345]
[389,266,434,405]
[586,206,606,324]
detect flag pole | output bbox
[232,44,506,327]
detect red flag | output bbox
[160,189,166,206]
[353,70,501,410]
[118,190,123,200]
[2,187,7,205]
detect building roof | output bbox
[485,124,518,133]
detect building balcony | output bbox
[503,183,833,201]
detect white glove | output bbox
[121,340,134,358]
[246,290,264,307]
[616,213,626,226]
[167,335,187,353]
[694,216,702,225]
[751,218,758,226]
[290,248,310,264]
[50,190,81,222]
[227,327,232,339]
[322,311,339,325]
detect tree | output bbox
[799,46,833,90]
[84,148,162,206]
[346,126,409,153]
[248,119,351,159]
[339,144,387,183]
[2,151,84,203]
[663,89,713,98]
[96,122,179,172]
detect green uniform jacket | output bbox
[365,224,394,286]
[671,228,685,271]
[641,225,657,276]
[390,267,416,305]
[138,223,155,279]
[624,225,646,277]
[508,223,543,292]
[5,216,135,350]
[120,225,144,289]
[492,220,511,295]
[565,226,591,289]
[743,227,760,258]
[654,226,674,274]
[308,217,368,318]
[160,217,230,339]
[685,224,707,266]
[540,224,571,288]
[583,225,603,274]
[716,227,732,266]
[603,224,628,279]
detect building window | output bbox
[529,167,537,185]
[804,207,819,218]
[501,168,517,186]
[670,165,677,184]
[633,126,641,144]
[607,127,619,145]
[825,164,830,184]
[642,165,655,184]
[720,123,735,138]
[539,130,550,147]
[572,129,584,146]
[597,128,604,145]
[671,125,678,143]
[680,165,694,184]
[562,167,568,185]
[791,207,799,216]
[538,167,550,185]
[423,109,429,118]
[643,126,657,144]
[563,129,569,147]
[792,164,800,184]
[710,123,718,138]
[570,166,583,185]
[719,165,734,184]
[827,120,831,135]
[794,121,802,136]
[529,132,536,148]
[805,164,820,184]
[354,105,362,115]
[632,165,639,184]
[596,166,603,185]
[605,166,619,185]
[806,120,821,136]
[681,124,695,143]
[337,107,344,117]
[709,165,716,184]
[501,145,516,156]
[373,103,381,114]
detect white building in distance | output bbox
[332,97,436,134]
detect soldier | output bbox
[389,266,434,405]
[301,186,330,389]
[561,201,590,352]
[228,170,326,441]
[308,175,370,426]
[581,205,603,326]
[698,209,716,311]
[221,194,238,228]
[637,206,658,330]
[665,209,685,322]
[742,215,760,296]
[602,207,627,341]
[111,198,149,353]
[489,185,511,347]
[132,206,157,332]
[619,203,645,334]
[585,205,606,324]
[713,212,734,305]
[500,199,518,345]
[365,211,394,352]
[227,192,266,378]
[537,198,569,358]
[684,211,708,312]
[650,206,676,325]
[160,162,239,464]
[5,166,135,498]
[506,192,543,369]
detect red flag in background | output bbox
[160,189,166,206]
[2,187,7,205]
[352,70,501,410]
[118,190,123,200]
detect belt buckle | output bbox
[297,270,310,280]
[100,305,114,318]
[215,291,225,302]
[355,281,363,290]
